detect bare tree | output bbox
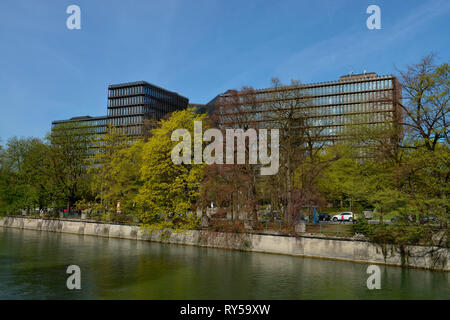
[259,78,311,222]
[211,87,262,225]
[396,54,449,151]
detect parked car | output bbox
[421,215,439,224]
[332,212,354,222]
[270,211,280,220]
[318,213,331,221]
[391,214,417,223]
[390,216,400,223]
[262,211,281,221]
[362,210,374,220]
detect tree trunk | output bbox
[286,157,292,224]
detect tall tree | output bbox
[88,125,144,219]
[397,54,449,151]
[265,78,336,222]
[212,87,265,224]
[135,108,207,230]
[0,137,51,213]
[46,122,96,209]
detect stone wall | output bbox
[0,216,448,271]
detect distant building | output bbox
[53,74,402,147]
[51,116,108,135]
[210,73,402,144]
[107,81,188,136]
[189,103,208,114]
[190,96,220,116]
[52,81,189,137]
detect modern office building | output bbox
[107,81,189,136]
[211,72,402,144]
[53,74,401,147]
[51,115,108,135]
[52,81,189,137]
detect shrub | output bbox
[353,219,374,237]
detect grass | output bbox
[306,223,354,237]
[207,218,356,238]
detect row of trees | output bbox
[0,123,95,215]
[0,109,207,230]
[0,55,448,237]
[203,55,448,227]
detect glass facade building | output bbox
[52,81,189,137]
[107,81,188,136]
[214,73,402,143]
[52,116,108,134]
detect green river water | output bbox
[0,227,448,299]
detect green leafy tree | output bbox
[46,122,96,209]
[88,126,144,220]
[0,137,51,214]
[135,108,207,230]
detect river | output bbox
[0,227,447,299]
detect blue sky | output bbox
[0,0,449,143]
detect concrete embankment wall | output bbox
[0,216,448,271]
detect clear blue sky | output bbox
[0,0,449,143]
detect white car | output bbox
[332,212,354,222]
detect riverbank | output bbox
[0,216,448,271]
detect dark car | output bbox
[390,216,400,223]
[270,211,280,219]
[422,215,439,224]
[318,213,331,221]
[262,211,281,221]
[391,214,417,223]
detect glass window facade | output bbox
[215,74,401,144]
[106,81,188,136]
[52,81,189,139]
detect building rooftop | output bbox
[70,116,92,120]
[339,72,379,81]
[217,73,396,97]
[52,115,107,125]
[108,80,188,100]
